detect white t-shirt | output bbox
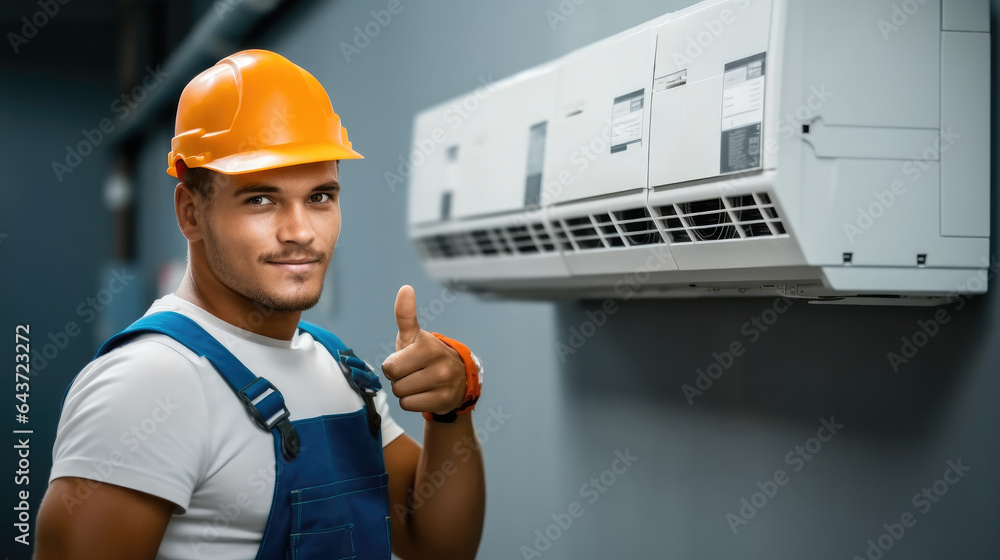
[50,293,404,559]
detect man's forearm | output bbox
[402,413,485,559]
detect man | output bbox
[35,49,486,559]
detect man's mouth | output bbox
[267,258,320,275]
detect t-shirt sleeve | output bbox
[364,359,405,447]
[49,336,211,512]
[374,389,405,447]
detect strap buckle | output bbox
[238,377,291,431]
[238,377,300,460]
[336,358,381,437]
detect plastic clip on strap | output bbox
[337,350,382,437]
[360,388,381,436]
[238,377,300,461]
[425,332,482,424]
[295,320,383,438]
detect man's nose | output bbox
[277,203,315,245]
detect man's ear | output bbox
[174,181,204,243]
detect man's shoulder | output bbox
[68,333,209,402]
[93,331,208,369]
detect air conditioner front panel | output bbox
[424,254,571,282]
[452,66,559,220]
[407,105,460,226]
[648,0,774,188]
[460,264,830,298]
[542,24,656,205]
[648,76,727,187]
[652,0,773,83]
[559,247,678,277]
[668,237,803,271]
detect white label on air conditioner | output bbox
[720,52,766,173]
[654,69,688,92]
[611,89,644,153]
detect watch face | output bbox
[471,353,484,387]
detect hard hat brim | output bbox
[167,142,363,178]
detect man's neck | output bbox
[174,272,302,341]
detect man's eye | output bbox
[310,193,333,203]
[246,196,273,205]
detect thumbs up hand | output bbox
[381,285,468,416]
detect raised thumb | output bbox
[394,285,420,351]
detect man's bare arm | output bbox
[380,284,487,558]
[34,477,175,560]
[384,421,486,560]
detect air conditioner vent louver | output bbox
[472,230,498,255]
[532,223,558,251]
[507,225,538,254]
[555,209,666,251]
[421,233,476,259]
[563,217,604,249]
[657,205,692,243]
[680,198,740,241]
[415,193,786,260]
[656,192,785,245]
[594,214,626,247]
[549,220,572,251]
[728,195,770,237]
[614,207,661,246]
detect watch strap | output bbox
[424,332,481,423]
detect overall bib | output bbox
[61,311,393,559]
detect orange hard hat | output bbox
[166,49,362,178]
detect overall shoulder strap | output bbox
[297,320,382,436]
[82,311,301,460]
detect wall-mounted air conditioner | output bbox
[407,0,991,304]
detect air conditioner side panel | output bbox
[801,0,941,129]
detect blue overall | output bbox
[60,311,393,559]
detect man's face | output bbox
[200,160,341,313]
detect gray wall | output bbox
[0,35,122,557]
[5,0,999,558]
[252,2,1000,558]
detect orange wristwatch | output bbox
[425,333,483,423]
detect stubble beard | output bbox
[203,216,327,313]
